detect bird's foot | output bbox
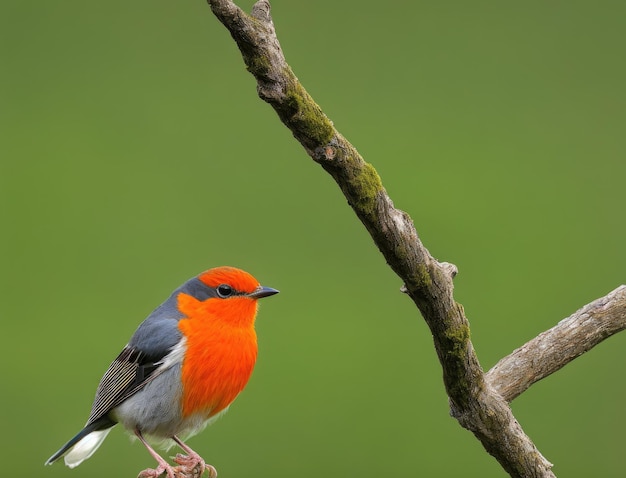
[137,462,179,478]
[173,453,217,478]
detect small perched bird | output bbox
[46,266,279,478]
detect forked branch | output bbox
[205,1,626,476]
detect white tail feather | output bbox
[64,429,112,468]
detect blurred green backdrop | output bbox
[2,1,625,477]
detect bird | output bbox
[45,266,279,478]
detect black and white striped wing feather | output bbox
[85,347,162,426]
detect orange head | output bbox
[176,266,278,418]
[198,266,264,295]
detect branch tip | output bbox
[251,0,271,21]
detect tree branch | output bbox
[205,1,625,476]
[486,285,626,402]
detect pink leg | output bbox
[135,429,178,478]
[172,436,217,478]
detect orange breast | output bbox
[177,293,259,418]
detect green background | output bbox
[2,1,625,477]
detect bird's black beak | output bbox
[248,286,279,299]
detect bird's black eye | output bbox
[217,284,234,298]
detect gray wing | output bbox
[84,276,219,426]
[85,346,162,425]
[85,303,184,426]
